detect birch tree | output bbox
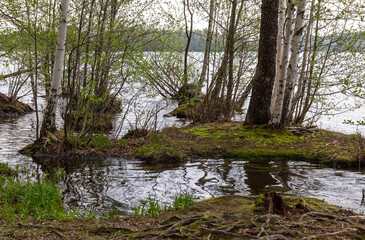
[281,0,307,125]
[40,0,70,138]
[270,0,294,127]
[271,0,286,112]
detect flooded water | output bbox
[1,113,365,215]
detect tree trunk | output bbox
[289,0,314,121]
[270,0,294,127]
[224,0,238,119]
[294,0,321,125]
[246,0,279,125]
[281,0,307,125]
[183,0,193,86]
[271,0,286,112]
[198,0,215,88]
[40,0,70,138]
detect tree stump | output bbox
[265,192,288,215]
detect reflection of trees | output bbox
[32,156,294,214]
[272,161,291,191]
[216,159,246,195]
[32,156,123,214]
[195,159,248,196]
[244,160,291,195]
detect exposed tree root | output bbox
[2,196,365,239]
[303,227,358,239]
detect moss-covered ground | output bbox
[22,122,365,168]
[173,122,365,168]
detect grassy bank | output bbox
[21,122,365,168]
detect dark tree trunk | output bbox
[224,0,237,119]
[246,0,279,125]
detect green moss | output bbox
[19,121,365,168]
[169,102,200,119]
[132,132,187,163]
[19,139,45,157]
[176,123,363,167]
[282,196,342,213]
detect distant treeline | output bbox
[0,29,224,53]
[142,30,224,52]
[1,28,363,53]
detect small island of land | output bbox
[0,93,33,115]
[21,121,365,169]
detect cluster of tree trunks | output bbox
[1,0,342,146]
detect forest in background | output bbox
[0,0,365,146]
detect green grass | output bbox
[0,163,17,176]
[133,193,196,216]
[133,198,161,216]
[173,192,195,210]
[0,176,78,222]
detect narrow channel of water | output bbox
[1,113,365,215]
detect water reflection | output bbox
[30,157,365,215]
[244,160,292,194]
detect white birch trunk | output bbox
[271,0,286,112]
[281,0,307,123]
[270,0,294,126]
[40,0,70,137]
[290,0,315,118]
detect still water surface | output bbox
[1,112,365,215]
